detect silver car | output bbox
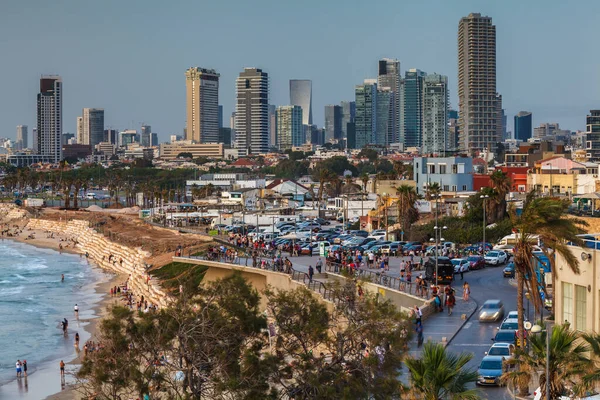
[479,300,505,322]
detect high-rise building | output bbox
[218,105,223,129]
[346,122,356,149]
[340,101,355,139]
[268,105,277,148]
[586,110,600,161]
[141,124,152,147]
[289,80,312,125]
[458,13,501,152]
[235,68,269,155]
[376,88,392,146]
[32,128,38,152]
[16,125,28,150]
[276,105,303,151]
[37,75,62,162]
[82,108,104,147]
[514,111,533,142]
[447,110,459,153]
[354,80,377,149]
[104,129,118,144]
[218,128,232,147]
[151,132,159,146]
[185,67,220,143]
[76,116,84,144]
[402,69,426,148]
[61,132,75,146]
[422,74,449,155]
[119,130,137,147]
[377,58,400,143]
[324,105,342,142]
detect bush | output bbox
[406,216,513,245]
[150,262,208,290]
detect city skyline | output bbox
[2,1,600,142]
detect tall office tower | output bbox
[219,128,232,147]
[32,128,38,152]
[61,132,75,146]
[151,133,159,146]
[514,111,532,142]
[185,67,220,143]
[586,111,600,160]
[141,124,152,147]
[276,105,303,151]
[218,105,223,129]
[37,75,62,162]
[324,105,343,142]
[354,80,377,149]
[534,122,561,139]
[447,109,459,152]
[268,104,277,148]
[375,88,392,146]
[76,116,84,144]
[458,13,500,152]
[119,130,137,147]
[402,69,426,148]
[104,129,117,144]
[235,68,269,155]
[422,74,449,155]
[340,101,355,139]
[16,125,28,149]
[289,80,312,125]
[230,112,236,142]
[377,58,400,143]
[501,108,508,140]
[82,108,104,147]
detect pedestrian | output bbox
[22,360,27,377]
[74,303,79,315]
[61,274,65,282]
[463,281,470,301]
[16,360,22,378]
[416,322,424,347]
[446,292,456,315]
[308,265,314,283]
[75,332,80,347]
[316,258,322,274]
[460,267,464,280]
[413,305,422,324]
[60,360,65,376]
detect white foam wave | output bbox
[16,261,48,271]
[14,274,27,280]
[0,280,10,284]
[0,286,24,296]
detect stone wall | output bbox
[0,204,28,223]
[26,218,169,308]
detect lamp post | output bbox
[531,321,554,400]
[480,194,489,254]
[382,192,388,241]
[433,225,447,286]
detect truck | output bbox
[424,256,454,285]
[24,198,44,207]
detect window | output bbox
[452,164,458,174]
[462,185,467,191]
[439,164,447,174]
[575,285,587,331]
[562,282,573,326]
[457,163,465,173]
[443,185,449,191]
[428,164,435,174]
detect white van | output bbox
[86,193,97,200]
[495,234,539,248]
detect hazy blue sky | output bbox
[1,0,599,142]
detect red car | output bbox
[467,255,485,270]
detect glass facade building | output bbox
[514,111,532,142]
[402,69,426,148]
[354,80,377,149]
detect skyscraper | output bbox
[104,129,118,145]
[289,80,312,125]
[458,13,500,152]
[185,67,220,143]
[16,125,28,150]
[422,74,449,155]
[402,69,426,148]
[324,105,342,142]
[37,75,62,162]
[447,110,460,153]
[235,68,269,155]
[586,111,600,161]
[276,106,303,151]
[82,108,105,147]
[151,132,159,146]
[354,80,377,149]
[340,101,355,139]
[377,58,400,143]
[268,105,277,148]
[514,111,532,142]
[376,88,392,146]
[218,105,223,129]
[141,124,152,147]
[76,116,84,144]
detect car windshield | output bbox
[487,252,499,257]
[451,260,460,265]
[480,360,503,370]
[495,332,515,341]
[467,256,479,262]
[488,347,510,356]
[501,322,518,330]
[483,303,500,309]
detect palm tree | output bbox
[396,184,419,237]
[576,333,600,396]
[509,194,586,394]
[360,173,369,193]
[404,342,479,400]
[425,182,441,201]
[490,169,511,221]
[316,169,335,208]
[502,323,590,400]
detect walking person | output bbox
[416,322,424,347]
[308,265,314,283]
[60,360,65,376]
[460,267,464,280]
[22,360,27,377]
[16,360,22,378]
[74,303,79,316]
[446,291,456,315]
[463,281,470,301]
[413,305,422,324]
[315,258,322,274]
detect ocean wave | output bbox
[0,286,24,296]
[16,262,49,271]
[14,274,28,280]
[0,280,10,284]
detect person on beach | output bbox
[16,360,22,378]
[61,274,65,282]
[22,360,27,377]
[59,360,65,376]
[74,303,79,315]
[75,332,80,347]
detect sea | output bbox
[0,239,109,398]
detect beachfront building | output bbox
[37,75,62,163]
[413,156,474,195]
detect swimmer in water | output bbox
[61,274,65,282]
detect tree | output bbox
[360,173,369,193]
[425,182,441,201]
[578,333,600,395]
[396,185,419,236]
[311,157,357,181]
[490,169,511,222]
[509,194,586,395]
[357,148,378,162]
[502,323,590,400]
[177,152,193,159]
[404,342,479,399]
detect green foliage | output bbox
[177,152,193,159]
[285,150,314,161]
[264,159,309,179]
[407,216,513,244]
[311,156,358,181]
[357,148,378,162]
[150,262,207,290]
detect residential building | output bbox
[276,106,303,151]
[82,108,104,147]
[159,142,224,160]
[324,105,342,142]
[413,156,474,195]
[377,58,400,143]
[119,130,137,147]
[96,142,116,156]
[354,80,377,149]
[289,80,312,125]
[375,88,392,146]
[534,122,560,139]
[235,68,269,155]
[62,144,92,160]
[141,124,152,147]
[458,13,501,152]
[104,129,117,145]
[402,69,426,148]
[185,67,220,143]
[514,111,533,142]
[16,125,28,150]
[340,101,355,139]
[585,111,600,161]
[422,74,449,155]
[527,156,597,195]
[447,109,459,152]
[268,104,277,148]
[76,116,83,144]
[37,75,62,163]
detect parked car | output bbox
[451,258,470,274]
[484,251,508,266]
[367,233,386,241]
[503,262,515,278]
[492,329,517,345]
[498,318,519,331]
[485,342,515,359]
[477,355,506,386]
[466,255,485,270]
[479,300,505,322]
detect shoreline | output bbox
[0,231,125,400]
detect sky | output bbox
[1,0,599,142]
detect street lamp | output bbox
[382,192,388,241]
[480,194,489,254]
[531,321,554,400]
[433,225,447,286]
